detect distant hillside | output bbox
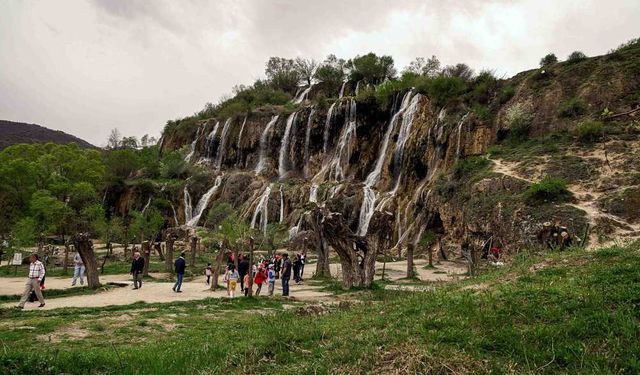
[0,120,95,150]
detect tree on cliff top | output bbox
[347,53,396,84]
[265,57,302,94]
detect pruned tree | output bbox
[295,57,319,86]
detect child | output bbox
[223,264,239,298]
[267,264,276,296]
[243,272,251,297]
[204,263,212,285]
[254,266,266,296]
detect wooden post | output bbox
[142,241,151,277]
[190,236,198,267]
[406,243,414,278]
[165,232,175,274]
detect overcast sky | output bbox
[1,0,638,146]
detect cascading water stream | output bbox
[322,102,337,153]
[214,118,232,170]
[356,90,415,236]
[326,99,357,181]
[455,112,470,162]
[303,107,315,178]
[141,196,152,214]
[278,111,299,179]
[186,175,223,227]
[251,184,273,235]
[255,115,279,174]
[279,185,285,223]
[184,124,205,162]
[183,187,193,224]
[391,94,423,187]
[293,84,313,104]
[205,121,221,159]
[236,115,247,165]
[309,183,318,203]
[338,80,347,99]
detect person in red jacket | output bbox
[254,265,267,296]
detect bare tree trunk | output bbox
[190,236,198,267]
[210,243,227,291]
[73,233,101,288]
[165,241,174,274]
[428,244,433,267]
[63,242,70,275]
[142,241,151,277]
[154,241,165,261]
[406,243,414,278]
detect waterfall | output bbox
[184,124,205,162]
[354,80,361,96]
[456,112,471,162]
[391,93,423,186]
[183,187,193,224]
[338,80,347,99]
[214,118,232,170]
[141,196,152,214]
[236,115,247,165]
[322,102,337,153]
[326,99,357,181]
[251,184,273,235]
[303,107,315,178]
[293,84,313,104]
[255,115,279,174]
[356,90,415,236]
[278,111,299,179]
[279,185,285,223]
[186,175,223,227]
[204,121,221,158]
[170,202,179,227]
[309,183,318,203]
[288,215,304,240]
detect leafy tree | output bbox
[295,57,319,86]
[205,202,233,229]
[347,53,396,84]
[314,54,346,95]
[423,75,467,107]
[567,51,588,63]
[442,63,475,82]
[539,53,558,67]
[130,208,164,244]
[107,128,121,149]
[403,55,440,77]
[265,57,301,94]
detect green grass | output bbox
[1,242,639,374]
[0,285,116,302]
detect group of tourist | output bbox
[221,252,306,298]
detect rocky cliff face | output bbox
[148,48,640,256]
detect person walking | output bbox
[254,266,266,296]
[16,254,46,309]
[267,264,276,296]
[223,264,239,298]
[300,252,306,278]
[130,252,145,289]
[281,253,292,297]
[71,251,85,286]
[238,255,249,292]
[293,254,302,284]
[204,263,212,285]
[173,252,186,292]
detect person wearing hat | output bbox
[267,264,276,296]
[16,254,46,309]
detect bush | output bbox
[469,70,498,104]
[539,53,558,67]
[559,97,587,118]
[472,103,490,121]
[523,177,572,205]
[499,85,516,104]
[567,51,587,64]
[453,156,490,179]
[505,102,533,141]
[574,120,604,142]
[421,75,467,107]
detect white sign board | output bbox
[11,252,23,266]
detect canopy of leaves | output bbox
[347,53,396,84]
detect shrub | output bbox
[611,37,640,53]
[567,51,587,64]
[422,75,467,107]
[472,103,490,122]
[539,53,558,67]
[559,97,587,118]
[469,70,498,104]
[523,177,572,205]
[453,156,490,179]
[499,85,516,104]
[505,101,533,141]
[574,120,604,142]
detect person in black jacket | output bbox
[281,253,292,296]
[130,252,145,289]
[173,252,187,293]
[237,255,250,292]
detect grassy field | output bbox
[0,242,638,374]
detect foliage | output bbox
[205,202,234,229]
[418,230,437,248]
[566,50,588,64]
[346,53,396,84]
[472,103,491,121]
[453,156,491,180]
[523,176,572,205]
[314,54,346,96]
[441,63,475,82]
[422,75,467,107]
[265,57,301,94]
[505,101,533,141]
[402,55,441,77]
[539,53,558,67]
[294,58,318,86]
[574,120,604,142]
[469,70,498,104]
[160,150,189,179]
[611,36,640,52]
[499,85,515,104]
[558,96,587,117]
[129,208,164,242]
